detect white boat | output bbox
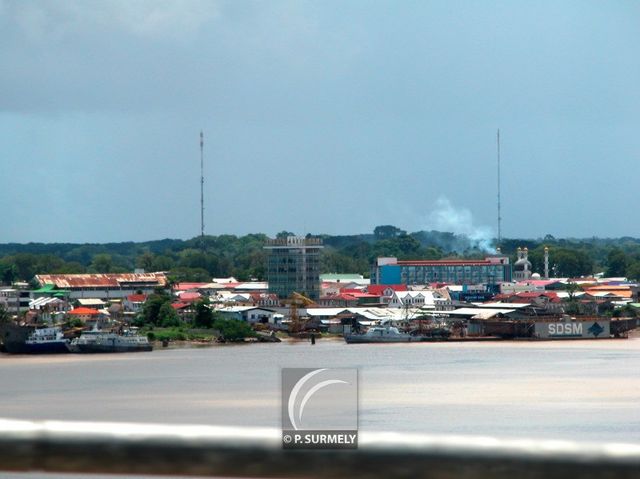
[18,327,70,354]
[69,330,152,353]
[344,325,421,344]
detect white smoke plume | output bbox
[424,197,496,253]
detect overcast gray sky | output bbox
[1,0,639,243]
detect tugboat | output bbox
[69,330,152,353]
[2,327,70,354]
[344,324,422,343]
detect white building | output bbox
[217,306,283,325]
[388,290,452,310]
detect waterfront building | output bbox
[264,236,323,300]
[388,290,453,310]
[217,306,283,325]
[372,255,511,286]
[0,286,31,313]
[34,273,168,300]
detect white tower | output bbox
[544,246,549,280]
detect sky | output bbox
[1,0,639,243]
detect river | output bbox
[1,338,640,477]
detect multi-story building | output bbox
[0,286,31,314]
[264,236,323,300]
[372,256,511,286]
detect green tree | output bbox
[625,261,640,281]
[158,302,181,327]
[194,298,214,328]
[213,318,255,341]
[606,248,628,277]
[553,248,593,277]
[90,254,113,273]
[140,290,172,325]
[0,304,11,323]
[374,225,406,240]
[152,255,176,271]
[276,231,295,239]
[136,251,156,272]
[0,262,17,285]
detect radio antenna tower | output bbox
[496,129,502,246]
[200,130,205,251]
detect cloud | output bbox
[2,0,220,41]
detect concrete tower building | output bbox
[264,236,323,300]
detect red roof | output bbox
[367,285,408,295]
[396,260,492,266]
[516,292,559,299]
[127,294,147,303]
[173,282,208,291]
[171,302,190,310]
[345,292,378,298]
[340,288,365,294]
[178,292,201,302]
[68,307,100,316]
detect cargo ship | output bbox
[69,330,153,353]
[470,316,638,340]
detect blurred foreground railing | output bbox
[2,418,640,478]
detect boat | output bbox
[473,315,639,340]
[69,330,153,353]
[23,327,70,353]
[344,325,422,343]
[2,326,70,354]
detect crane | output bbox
[284,292,316,335]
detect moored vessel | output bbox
[2,326,70,354]
[69,330,153,353]
[344,325,422,344]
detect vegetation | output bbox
[193,298,215,328]
[4,228,640,283]
[146,328,189,342]
[136,289,173,326]
[0,304,10,323]
[213,318,255,342]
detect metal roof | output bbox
[36,273,167,289]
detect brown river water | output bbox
[1,337,640,477]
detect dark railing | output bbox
[0,419,640,479]
[1,418,640,478]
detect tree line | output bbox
[3,227,640,283]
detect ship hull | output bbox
[72,344,153,353]
[22,341,70,354]
[344,335,422,344]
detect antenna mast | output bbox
[497,129,501,246]
[200,131,205,250]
